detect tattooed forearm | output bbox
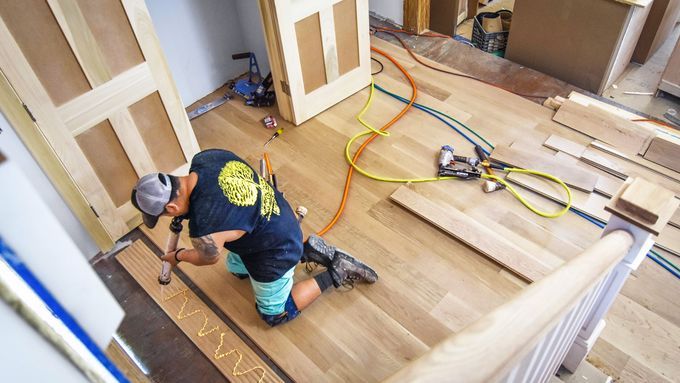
[192,235,220,263]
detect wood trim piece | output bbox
[390,186,555,282]
[116,241,283,383]
[0,70,113,251]
[58,62,155,135]
[121,0,200,160]
[46,0,112,87]
[404,0,431,34]
[0,16,127,239]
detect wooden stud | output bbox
[403,0,431,34]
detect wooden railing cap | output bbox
[605,177,679,236]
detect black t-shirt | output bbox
[187,149,303,282]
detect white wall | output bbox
[370,0,404,25]
[146,0,249,105]
[233,0,270,76]
[0,113,99,259]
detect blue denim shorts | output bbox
[226,252,300,326]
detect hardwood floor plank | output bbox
[390,186,558,282]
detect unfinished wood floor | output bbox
[138,37,680,382]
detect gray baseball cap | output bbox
[131,173,173,228]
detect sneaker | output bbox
[328,250,378,288]
[301,234,336,268]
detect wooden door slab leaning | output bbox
[257,0,371,125]
[0,0,200,248]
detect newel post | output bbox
[563,177,678,372]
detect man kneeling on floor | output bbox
[131,149,378,326]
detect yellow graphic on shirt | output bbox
[217,161,280,220]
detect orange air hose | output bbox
[316,46,418,236]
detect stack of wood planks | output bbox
[548,91,680,173]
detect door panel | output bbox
[75,0,145,76]
[0,0,92,105]
[259,0,370,125]
[0,0,199,244]
[295,13,327,94]
[334,0,360,76]
[75,119,139,207]
[129,92,187,173]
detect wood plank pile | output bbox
[522,91,680,258]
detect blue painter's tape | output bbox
[0,237,128,382]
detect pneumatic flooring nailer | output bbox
[158,217,184,285]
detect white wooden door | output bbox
[258,0,371,125]
[0,0,200,245]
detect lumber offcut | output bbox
[618,177,675,223]
[553,100,652,155]
[116,241,281,383]
[390,186,554,282]
[606,178,680,236]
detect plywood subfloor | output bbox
[137,37,680,382]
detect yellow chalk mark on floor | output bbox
[164,289,266,383]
